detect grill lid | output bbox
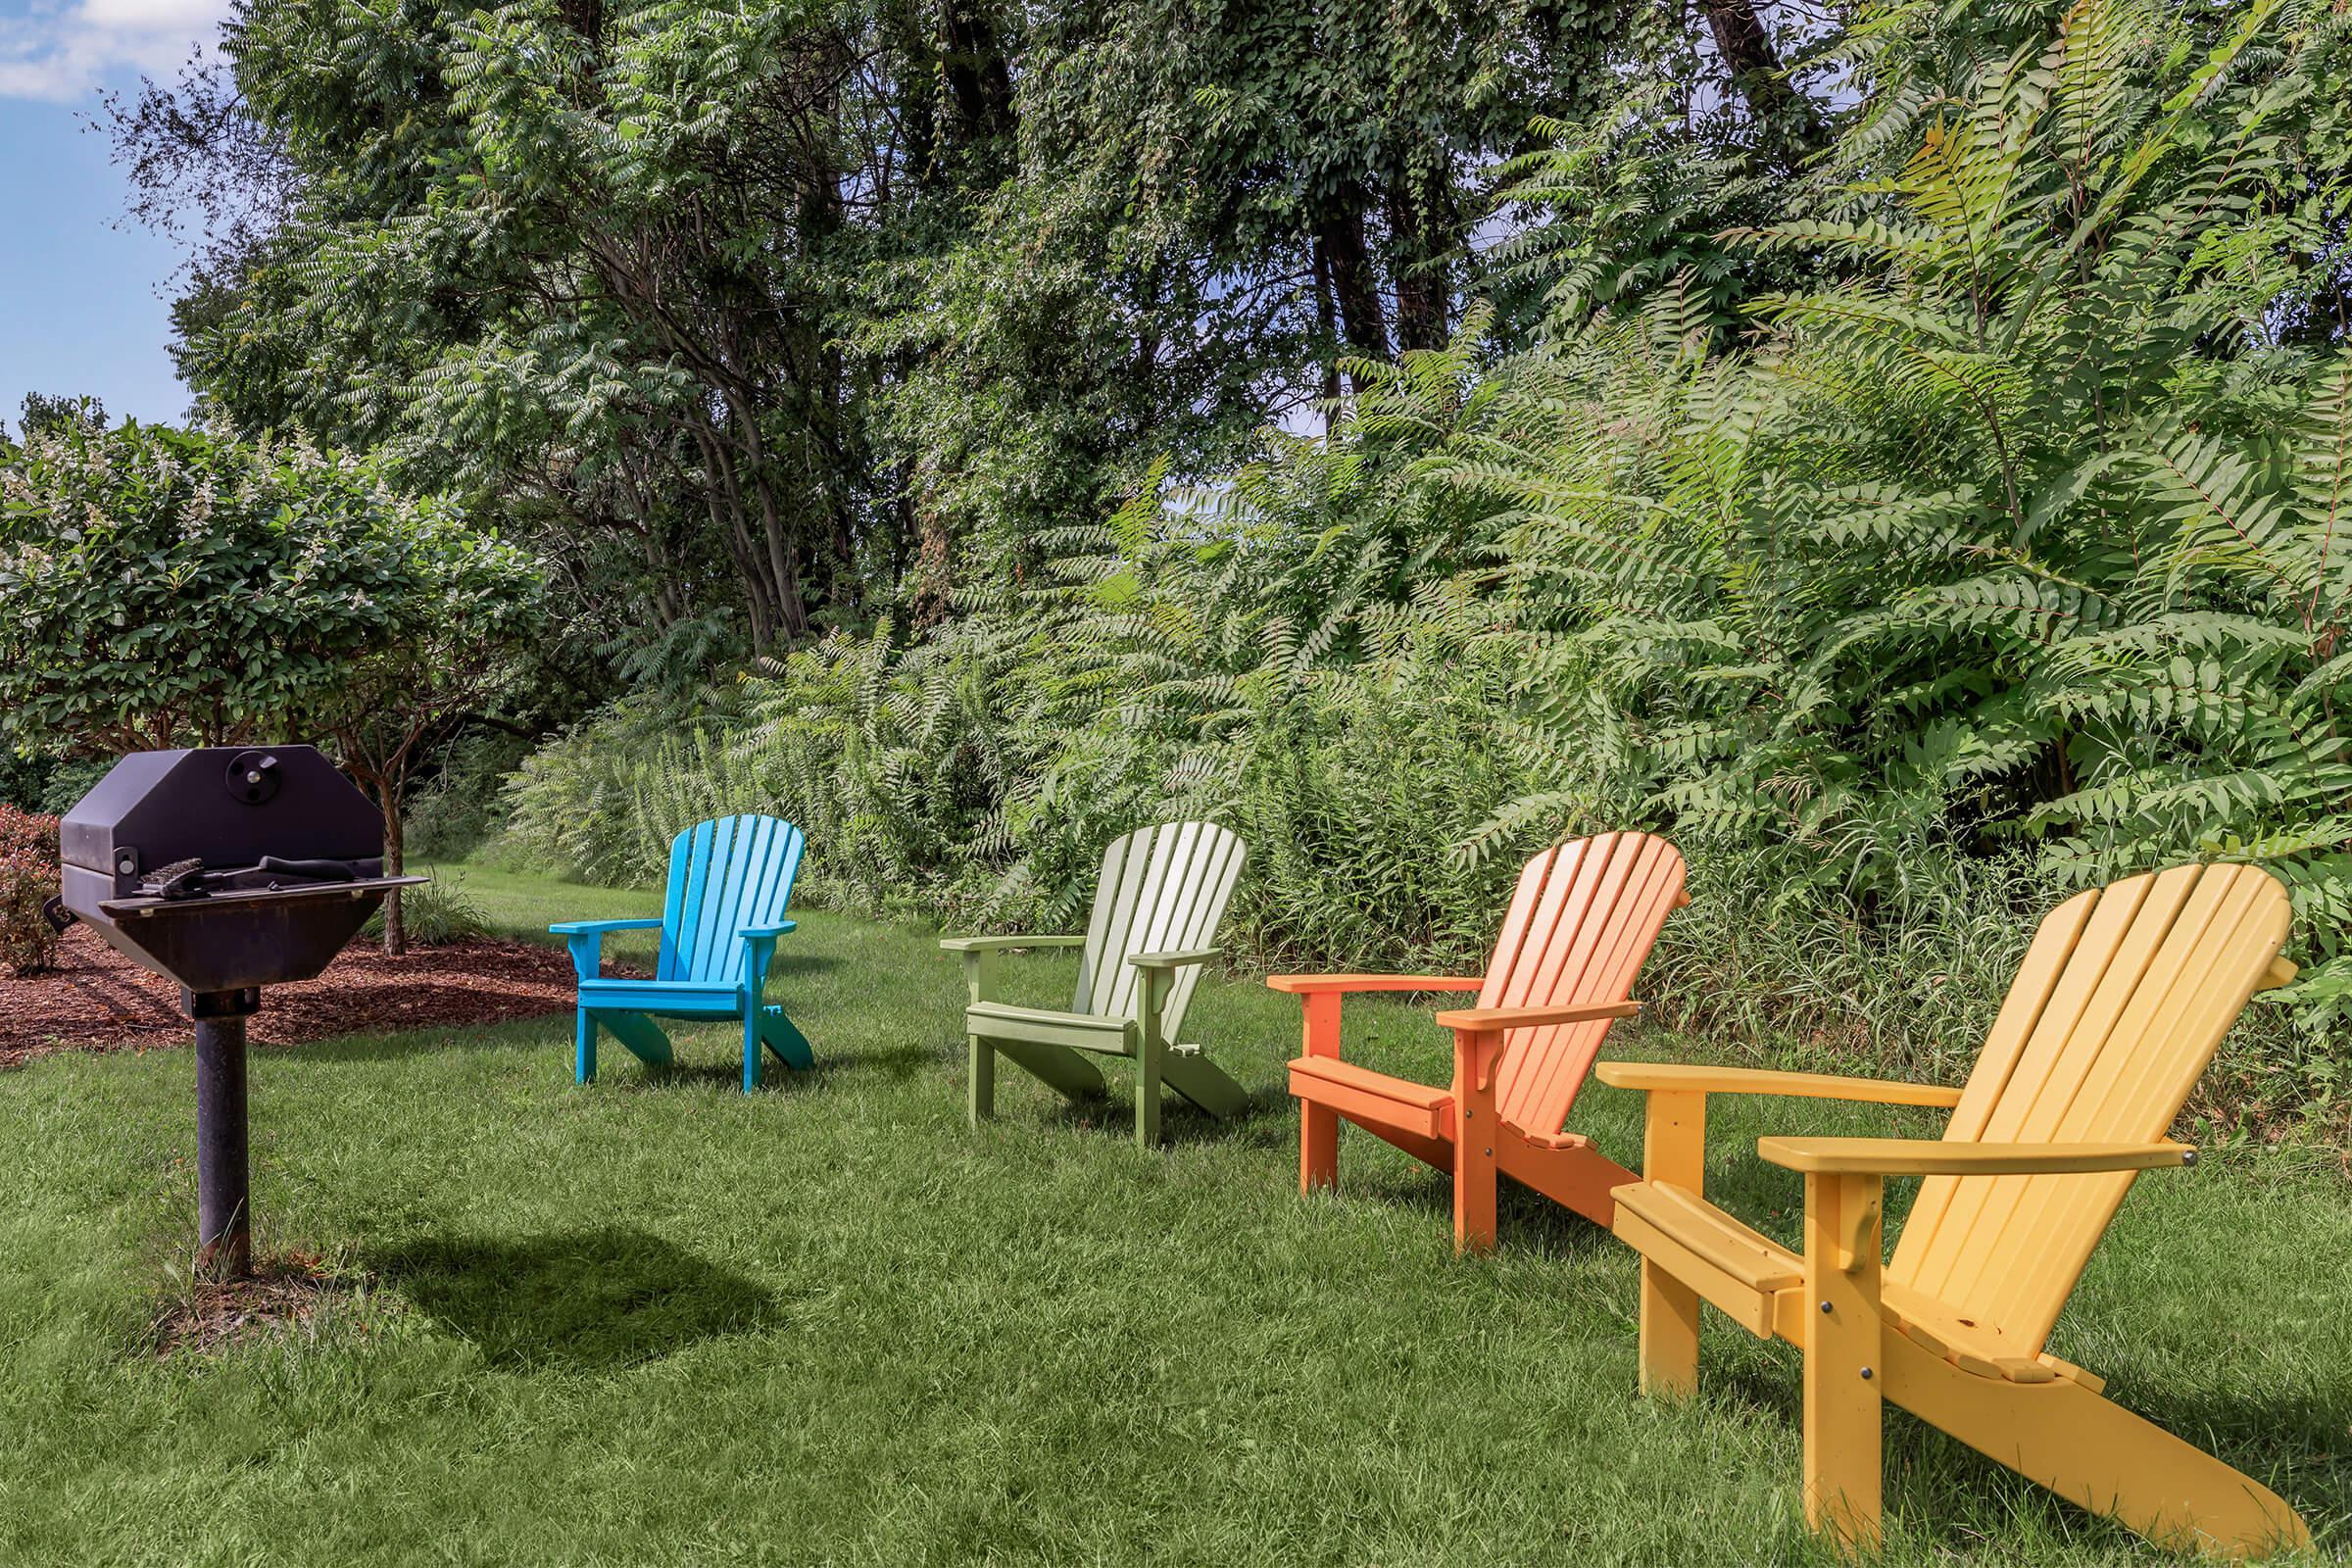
[62,746,385,894]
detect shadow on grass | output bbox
[290,1013,567,1063]
[1035,1079,1294,1150]
[628,1055,843,1094]
[369,1226,778,1370]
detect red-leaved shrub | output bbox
[0,803,62,973]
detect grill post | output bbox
[189,987,260,1280]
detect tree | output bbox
[15,393,107,438]
[108,0,1850,683]
[0,419,542,951]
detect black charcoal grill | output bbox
[60,746,424,1277]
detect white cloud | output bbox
[0,0,231,103]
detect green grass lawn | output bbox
[1,861,2344,1565]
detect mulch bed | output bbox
[0,927,630,1069]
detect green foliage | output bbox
[361,878,491,947]
[0,421,534,758]
[405,730,538,861]
[493,0,2352,1122]
[1441,0,2352,1027]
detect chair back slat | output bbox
[1888,862,2290,1351]
[1072,822,1247,1040]
[657,814,808,985]
[1479,832,1688,1136]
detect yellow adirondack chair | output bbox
[1597,862,2313,1557]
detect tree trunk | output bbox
[1698,0,1825,165]
[1310,244,1344,440]
[1312,193,1390,390]
[941,0,1016,151]
[376,777,406,957]
[1384,178,1450,353]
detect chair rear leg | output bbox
[1882,1330,2315,1556]
[595,1011,674,1074]
[758,1006,814,1071]
[1159,1050,1248,1117]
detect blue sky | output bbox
[1,0,229,430]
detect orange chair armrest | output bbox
[1592,1061,1963,1107]
[1758,1137,2195,1176]
[1265,973,1487,994]
[1435,999,1641,1031]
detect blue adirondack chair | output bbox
[551,815,813,1093]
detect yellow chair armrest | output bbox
[1758,1137,2195,1176]
[1593,1061,1963,1107]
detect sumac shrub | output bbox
[0,804,62,973]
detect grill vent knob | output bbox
[224,750,282,806]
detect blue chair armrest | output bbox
[738,921,798,994]
[555,917,665,984]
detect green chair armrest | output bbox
[1128,947,1221,970]
[938,934,1088,954]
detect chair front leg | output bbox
[963,950,997,1128]
[1299,991,1342,1192]
[567,932,604,1086]
[1803,1170,1885,1556]
[1450,1025,1503,1252]
[1135,967,1173,1150]
[739,935,783,1095]
[1638,1089,1707,1397]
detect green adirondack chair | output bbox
[945,821,1250,1146]
[553,814,812,1093]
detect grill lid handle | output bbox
[258,856,359,884]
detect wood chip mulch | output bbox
[0,926,630,1069]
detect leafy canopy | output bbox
[0,420,541,758]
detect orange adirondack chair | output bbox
[1270,831,1688,1250]
[1599,861,2313,1557]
